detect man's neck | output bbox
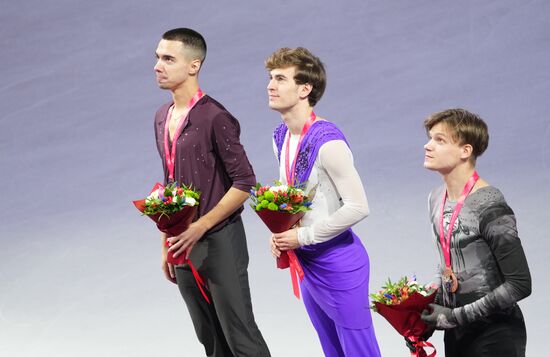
[171,81,200,110]
[442,163,476,201]
[280,104,314,135]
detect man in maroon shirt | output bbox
[153,28,270,357]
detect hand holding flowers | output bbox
[272,229,300,252]
[250,181,313,299]
[370,276,438,357]
[249,181,313,260]
[134,182,210,303]
[167,220,208,260]
[134,182,201,263]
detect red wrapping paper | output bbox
[255,209,305,298]
[374,292,437,357]
[133,183,209,303]
[133,198,197,265]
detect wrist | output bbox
[193,219,210,235]
[297,226,314,246]
[451,307,465,326]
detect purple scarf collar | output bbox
[274,120,349,185]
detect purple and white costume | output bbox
[274,121,381,357]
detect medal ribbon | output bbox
[287,250,304,299]
[407,336,436,357]
[438,171,479,269]
[284,111,316,185]
[163,89,204,181]
[282,112,314,298]
[165,240,210,304]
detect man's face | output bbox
[154,39,194,90]
[423,123,468,173]
[267,66,306,112]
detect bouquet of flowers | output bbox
[250,181,312,298]
[133,182,200,246]
[370,276,437,357]
[133,182,209,303]
[139,181,200,217]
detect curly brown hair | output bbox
[265,47,326,107]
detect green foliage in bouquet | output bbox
[370,276,436,311]
[249,181,313,214]
[143,182,200,216]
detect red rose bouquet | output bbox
[134,182,209,303]
[250,181,312,298]
[370,276,438,357]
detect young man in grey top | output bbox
[420,108,531,356]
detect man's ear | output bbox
[189,59,202,75]
[460,144,473,160]
[299,83,313,100]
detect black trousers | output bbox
[444,309,526,357]
[175,218,270,357]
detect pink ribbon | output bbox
[287,250,305,299]
[165,241,210,304]
[438,171,479,269]
[163,89,204,181]
[407,336,436,357]
[284,111,316,185]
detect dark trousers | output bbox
[444,314,526,357]
[175,218,270,357]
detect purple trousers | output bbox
[297,229,381,357]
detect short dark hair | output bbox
[424,108,489,161]
[265,47,326,107]
[162,28,207,63]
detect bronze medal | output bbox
[443,267,458,293]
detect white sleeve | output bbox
[272,138,279,160]
[298,140,370,245]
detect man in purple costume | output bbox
[267,47,381,357]
[152,28,270,357]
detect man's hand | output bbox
[161,236,177,284]
[421,303,458,329]
[168,221,208,259]
[165,187,248,260]
[272,228,300,251]
[270,235,282,258]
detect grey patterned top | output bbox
[428,185,531,326]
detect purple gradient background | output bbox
[1,1,548,356]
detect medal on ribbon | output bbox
[439,171,479,294]
[442,266,459,293]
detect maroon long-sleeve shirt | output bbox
[154,95,256,233]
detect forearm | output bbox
[454,200,532,324]
[454,241,531,325]
[299,198,368,244]
[298,141,369,245]
[454,279,530,325]
[195,187,249,231]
